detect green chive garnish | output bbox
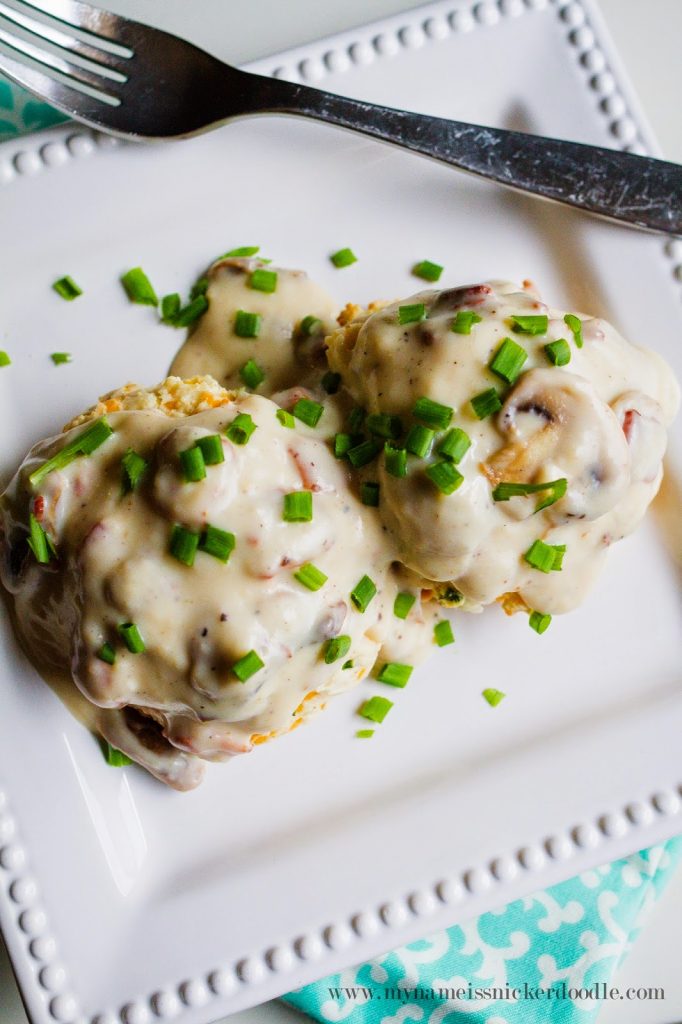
[434,619,455,647]
[451,311,481,334]
[180,445,206,483]
[356,729,374,739]
[29,417,113,488]
[174,295,208,327]
[324,634,351,664]
[361,482,380,507]
[510,314,548,336]
[377,662,413,688]
[398,303,427,325]
[470,387,502,419]
[524,539,566,573]
[277,409,295,429]
[347,438,383,468]
[190,276,209,299]
[438,427,471,463]
[121,448,148,492]
[240,359,265,389]
[234,310,262,338]
[300,315,322,336]
[405,424,435,458]
[27,512,52,564]
[0,351,10,367]
[120,267,157,306]
[393,592,416,619]
[412,259,443,282]
[283,491,313,522]
[552,544,567,571]
[334,433,353,458]
[226,413,257,445]
[294,562,328,591]
[52,275,82,301]
[169,524,200,566]
[489,338,528,384]
[412,396,453,430]
[384,443,407,478]
[366,412,403,440]
[529,610,552,634]
[117,622,145,654]
[564,313,584,348]
[195,435,225,465]
[426,460,463,495]
[221,246,260,258]
[330,248,357,268]
[199,525,235,562]
[321,371,341,395]
[161,293,181,323]
[348,407,365,433]
[482,688,506,707]
[105,742,132,767]
[249,268,278,293]
[544,339,571,366]
[351,574,377,613]
[359,696,393,723]
[293,398,324,428]
[492,478,567,513]
[343,659,354,670]
[233,650,264,682]
[97,642,116,665]
[50,352,71,365]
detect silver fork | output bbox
[0,0,680,234]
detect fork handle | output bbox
[249,73,682,234]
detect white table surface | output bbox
[1,1,681,1022]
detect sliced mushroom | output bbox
[611,391,668,485]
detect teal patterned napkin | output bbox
[3,73,682,1024]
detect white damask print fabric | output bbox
[284,839,682,1024]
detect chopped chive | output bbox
[438,427,471,463]
[334,433,353,458]
[324,634,351,664]
[356,729,374,739]
[524,539,566,573]
[226,413,257,445]
[470,387,502,419]
[120,267,157,306]
[347,438,383,468]
[234,310,262,338]
[179,445,206,483]
[405,424,435,458]
[359,695,393,723]
[393,591,416,619]
[529,610,552,634]
[492,477,567,512]
[436,584,464,606]
[384,443,407,478]
[544,339,571,366]
[377,662,413,688]
[199,524,235,562]
[361,481,380,507]
[321,371,341,395]
[398,302,427,325]
[451,310,482,334]
[412,259,443,282]
[293,398,324,428]
[343,659,354,670]
[294,562,328,591]
[300,314,322,336]
[195,434,225,465]
[240,358,265,389]
[117,622,145,654]
[27,512,51,564]
[564,313,584,348]
[348,407,365,433]
[221,245,260,258]
[249,268,278,293]
[190,276,209,300]
[277,408,296,429]
[174,295,208,327]
[233,649,264,682]
[50,352,72,365]
[482,688,506,707]
[351,574,377,613]
[52,275,82,301]
[510,314,548,336]
[29,417,113,488]
[366,412,403,440]
[161,293,181,323]
[170,524,200,566]
[283,491,313,522]
[0,351,10,367]
[330,247,357,268]
[412,396,453,430]
[489,337,528,384]
[97,642,116,665]
[434,619,455,647]
[104,742,132,767]
[426,460,463,495]
[121,448,148,492]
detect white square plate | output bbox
[0,2,680,1022]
